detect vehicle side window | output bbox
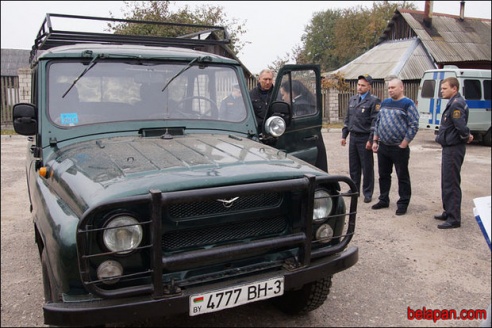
[483,80,491,100]
[277,72,317,117]
[463,79,481,100]
[421,80,435,98]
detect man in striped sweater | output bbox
[371,76,420,216]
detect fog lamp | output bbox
[97,260,123,285]
[316,224,334,243]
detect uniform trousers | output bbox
[376,143,411,209]
[441,143,466,225]
[348,133,374,198]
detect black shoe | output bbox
[372,202,389,210]
[434,213,447,221]
[396,207,407,215]
[437,221,461,229]
[363,197,372,203]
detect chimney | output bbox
[423,1,433,28]
[460,1,465,21]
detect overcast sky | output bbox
[1,1,490,74]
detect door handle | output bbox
[303,135,319,141]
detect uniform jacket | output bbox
[292,94,316,116]
[435,92,471,147]
[220,94,245,121]
[342,92,381,142]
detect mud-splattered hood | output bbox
[45,134,322,213]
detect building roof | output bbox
[330,38,436,80]
[1,49,30,76]
[392,9,491,64]
[327,6,491,81]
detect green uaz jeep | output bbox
[13,13,358,326]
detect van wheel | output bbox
[271,276,332,315]
[483,129,491,147]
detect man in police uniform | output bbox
[341,74,381,203]
[434,77,474,229]
[219,84,245,121]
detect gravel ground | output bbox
[1,129,491,327]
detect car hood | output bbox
[45,134,321,213]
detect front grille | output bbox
[78,175,359,300]
[162,216,287,251]
[167,192,281,218]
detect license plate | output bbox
[189,276,284,316]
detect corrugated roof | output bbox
[328,38,436,80]
[398,10,490,63]
[327,7,490,81]
[1,49,30,76]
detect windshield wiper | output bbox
[161,56,211,92]
[62,53,104,98]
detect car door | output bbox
[268,65,325,168]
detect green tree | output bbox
[297,1,417,71]
[108,1,247,55]
[297,9,343,71]
[268,54,290,74]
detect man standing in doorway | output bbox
[341,74,381,203]
[434,77,474,229]
[249,69,274,133]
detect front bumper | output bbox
[44,245,358,326]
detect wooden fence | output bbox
[1,76,18,129]
[337,80,420,122]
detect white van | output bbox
[417,67,491,146]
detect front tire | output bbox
[41,249,59,302]
[272,276,332,315]
[482,128,491,147]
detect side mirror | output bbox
[268,101,291,126]
[13,103,38,135]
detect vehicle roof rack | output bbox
[30,13,231,63]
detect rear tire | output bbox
[272,276,332,315]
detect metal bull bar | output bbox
[78,174,357,299]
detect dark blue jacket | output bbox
[249,83,274,132]
[342,92,381,142]
[435,92,471,147]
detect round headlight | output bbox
[264,116,286,137]
[103,215,143,254]
[313,190,333,223]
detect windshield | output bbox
[48,61,247,127]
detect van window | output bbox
[421,80,435,98]
[437,81,443,98]
[463,79,481,100]
[484,80,491,100]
